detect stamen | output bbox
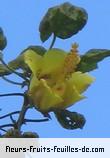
[64,43,80,77]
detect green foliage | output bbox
[21,45,46,56]
[77,49,110,72]
[0,55,24,76]
[2,129,20,138]
[54,109,86,130]
[0,27,7,50]
[39,2,88,42]
[2,128,39,138]
[22,132,39,138]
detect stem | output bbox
[0,58,29,82]
[17,94,29,131]
[0,93,24,97]
[0,111,20,119]
[49,34,56,49]
[0,124,14,129]
[0,128,7,132]
[24,118,49,123]
[2,76,23,86]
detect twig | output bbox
[0,93,24,97]
[10,115,16,124]
[24,118,49,123]
[0,111,20,119]
[17,94,29,131]
[0,124,14,129]
[0,128,7,132]
[49,34,56,49]
[2,76,23,86]
[0,58,29,82]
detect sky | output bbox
[0,0,110,138]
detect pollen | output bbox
[64,43,80,76]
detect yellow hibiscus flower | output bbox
[24,44,95,113]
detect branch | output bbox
[0,57,29,82]
[24,118,49,123]
[0,128,7,132]
[17,94,29,131]
[0,124,14,129]
[0,111,20,119]
[2,76,23,86]
[49,34,56,49]
[0,93,24,97]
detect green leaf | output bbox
[39,2,88,42]
[77,49,110,72]
[0,55,25,76]
[21,45,46,56]
[22,132,39,138]
[54,109,86,130]
[0,27,7,50]
[2,128,21,138]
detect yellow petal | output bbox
[24,50,43,75]
[29,75,39,92]
[29,79,63,112]
[40,49,67,77]
[70,71,95,93]
[52,82,66,97]
[61,80,85,109]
